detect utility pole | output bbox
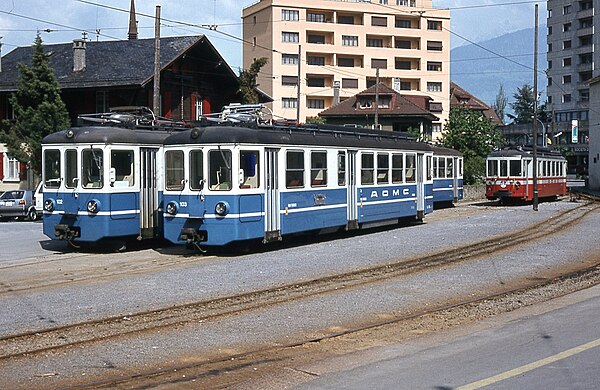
[532,4,539,211]
[374,68,379,128]
[296,44,301,124]
[153,5,161,117]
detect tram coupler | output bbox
[179,228,206,243]
[54,224,81,240]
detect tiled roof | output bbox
[0,35,236,92]
[450,81,503,125]
[319,83,438,120]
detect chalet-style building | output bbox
[318,83,439,138]
[449,82,503,126]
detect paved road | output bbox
[293,285,600,390]
[0,220,65,262]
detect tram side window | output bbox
[209,150,232,191]
[65,149,78,189]
[286,150,304,188]
[446,158,453,178]
[432,157,438,179]
[311,151,327,187]
[82,149,104,188]
[459,158,463,176]
[44,149,61,188]
[190,150,204,190]
[338,152,346,186]
[361,153,374,185]
[392,153,403,183]
[377,153,389,184]
[111,150,134,187]
[165,150,185,191]
[405,154,416,183]
[240,150,260,189]
[426,155,432,181]
[487,159,498,177]
[437,157,446,178]
[509,160,521,177]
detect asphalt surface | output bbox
[0,199,599,388]
[293,284,600,390]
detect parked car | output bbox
[0,189,38,221]
[34,182,43,219]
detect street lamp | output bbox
[535,117,546,147]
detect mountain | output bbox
[450,27,547,116]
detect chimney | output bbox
[73,39,86,72]
[333,81,340,105]
[128,0,138,40]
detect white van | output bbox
[34,182,44,219]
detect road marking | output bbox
[457,337,600,390]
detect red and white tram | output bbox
[485,147,567,203]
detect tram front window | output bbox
[165,150,184,191]
[44,149,61,188]
[209,150,232,191]
[82,149,104,188]
[509,160,521,177]
[487,159,498,177]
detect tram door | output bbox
[416,153,425,219]
[264,148,281,242]
[139,148,159,239]
[452,157,459,202]
[347,150,358,229]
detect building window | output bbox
[548,77,552,86]
[580,71,592,82]
[307,99,325,109]
[395,60,411,70]
[5,156,21,181]
[379,0,388,4]
[432,123,442,133]
[307,77,325,87]
[395,19,412,28]
[395,40,411,49]
[307,56,325,66]
[307,13,326,23]
[563,5,571,14]
[282,98,297,108]
[427,20,442,31]
[399,81,411,90]
[427,61,442,71]
[338,57,355,67]
[562,94,571,103]
[548,96,552,104]
[563,23,571,32]
[548,43,552,52]
[96,91,109,113]
[580,89,590,102]
[371,58,387,69]
[580,53,593,64]
[281,76,299,86]
[282,31,299,43]
[427,82,442,92]
[367,38,384,47]
[371,16,387,27]
[563,40,571,49]
[562,57,572,67]
[580,18,593,29]
[548,26,552,35]
[342,78,358,89]
[338,15,354,25]
[548,60,552,69]
[427,41,443,51]
[563,75,571,84]
[282,54,299,65]
[342,35,358,46]
[307,34,325,44]
[282,9,299,21]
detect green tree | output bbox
[1,34,70,176]
[491,83,507,123]
[440,106,504,184]
[509,84,535,124]
[238,57,268,104]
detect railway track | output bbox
[1,202,598,364]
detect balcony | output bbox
[577,26,593,36]
[576,8,594,19]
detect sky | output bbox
[0,0,546,73]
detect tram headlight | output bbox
[44,199,55,212]
[215,201,229,217]
[87,199,101,213]
[166,201,179,216]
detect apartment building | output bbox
[546,0,596,174]
[242,0,450,139]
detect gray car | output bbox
[0,189,38,221]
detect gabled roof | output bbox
[450,81,502,125]
[319,83,438,120]
[0,35,238,92]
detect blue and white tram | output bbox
[431,146,463,206]
[161,125,435,247]
[41,125,177,245]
